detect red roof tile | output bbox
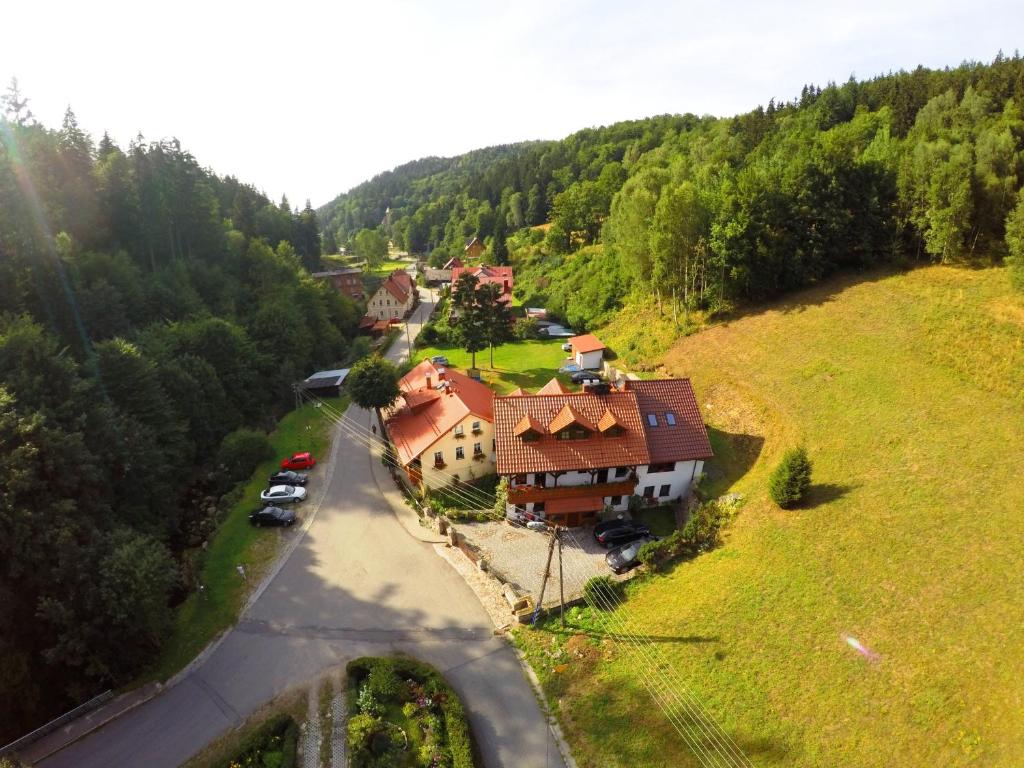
[513,413,545,437]
[569,334,606,354]
[381,269,413,303]
[547,403,597,434]
[385,360,494,466]
[597,408,622,433]
[536,378,570,395]
[622,379,714,462]
[494,392,650,475]
[451,265,514,300]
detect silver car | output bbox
[260,484,307,505]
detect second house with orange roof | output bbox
[384,360,497,489]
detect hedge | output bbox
[346,656,478,768]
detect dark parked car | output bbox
[570,370,601,384]
[606,535,658,574]
[593,518,651,548]
[249,506,297,527]
[269,470,308,486]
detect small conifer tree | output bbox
[768,447,813,508]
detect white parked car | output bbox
[260,485,307,505]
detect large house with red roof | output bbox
[384,360,497,489]
[450,265,514,304]
[367,269,416,321]
[493,378,713,527]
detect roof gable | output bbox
[548,403,597,434]
[536,377,570,395]
[570,334,606,354]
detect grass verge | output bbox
[144,395,348,682]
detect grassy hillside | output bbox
[518,266,1024,767]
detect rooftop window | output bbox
[666,412,676,426]
[646,414,658,427]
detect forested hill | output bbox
[320,54,1024,330]
[0,88,359,738]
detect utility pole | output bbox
[556,527,565,629]
[406,319,412,357]
[532,528,558,626]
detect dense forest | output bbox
[320,54,1024,330]
[0,81,359,739]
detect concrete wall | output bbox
[419,413,497,490]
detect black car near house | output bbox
[606,535,658,574]
[249,506,297,527]
[268,470,308,486]
[593,518,652,548]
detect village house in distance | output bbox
[367,268,416,321]
[385,360,497,489]
[310,267,365,302]
[494,379,713,527]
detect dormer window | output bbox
[557,426,589,441]
[666,412,676,426]
[603,425,624,437]
[647,414,658,427]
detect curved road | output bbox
[43,286,568,768]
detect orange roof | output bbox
[513,413,545,437]
[569,334,606,354]
[381,270,413,303]
[547,496,604,514]
[385,360,495,466]
[536,377,570,395]
[507,387,528,397]
[494,391,650,475]
[451,265,514,298]
[597,408,622,432]
[622,379,714,462]
[547,403,597,434]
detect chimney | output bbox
[438,367,447,382]
[503,279,509,292]
[426,374,432,390]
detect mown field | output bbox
[413,337,573,394]
[518,266,1024,767]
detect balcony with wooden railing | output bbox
[507,478,636,504]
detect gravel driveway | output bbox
[456,520,618,606]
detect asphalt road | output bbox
[42,287,567,768]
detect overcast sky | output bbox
[3,0,1021,207]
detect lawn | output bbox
[413,337,573,394]
[632,505,677,537]
[517,266,1024,767]
[144,395,347,682]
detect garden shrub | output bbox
[357,684,382,717]
[583,575,625,609]
[768,446,813,508]
[211,713,297,768]
[367,660,401,700]
[346,656,478,768]
[638,501,727,572]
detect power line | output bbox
[299,389,754,766]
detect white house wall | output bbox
[575,349,604,370]
[635,460,703,502]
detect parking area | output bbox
[456,520,621,606]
